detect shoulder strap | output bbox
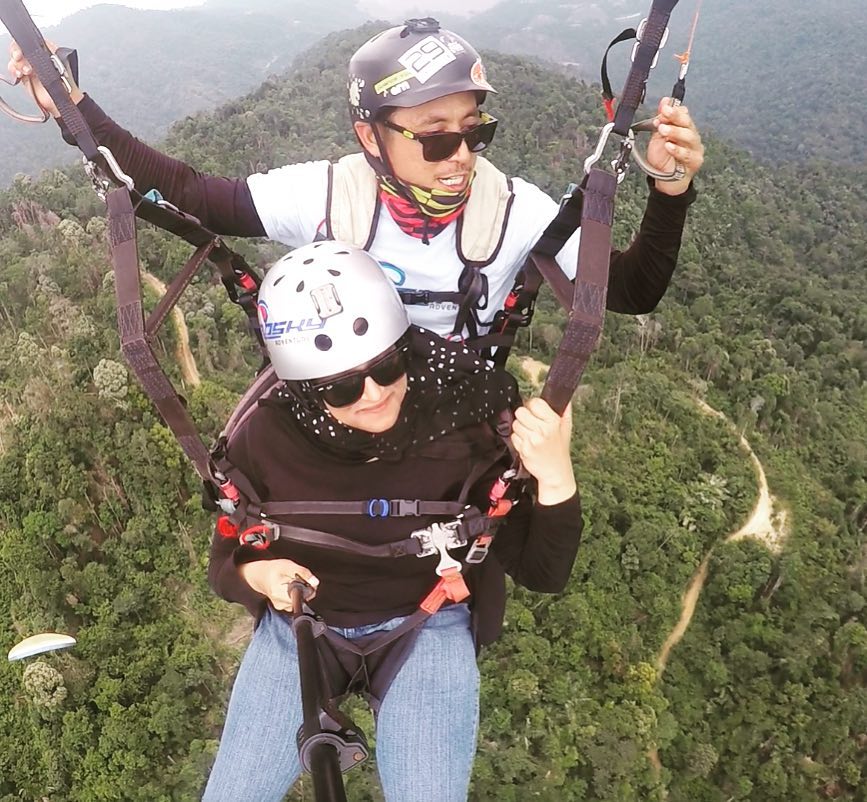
[327,153,379,249]
[457,156,514,266]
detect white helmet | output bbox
[257,241,410,381]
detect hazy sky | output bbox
[2,0,501,32]
[2,1,206,29]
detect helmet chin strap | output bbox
[366,123,435,243]
[368,124,418,202]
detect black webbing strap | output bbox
[601,27,639,113]
[106,187,217,484]
[256,514,492,558]
[0,0,100,161]
[540,169,616,414]
[131,192,264,348]
[145,241,215,337]
[268,524,424,558]
[613,0,680,136]
[398,289,462,306]
[260,499,467,518]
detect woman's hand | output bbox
[239,558,320,612]
[511,398,577,505]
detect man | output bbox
[8,17,703,346]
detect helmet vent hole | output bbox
[353,318,369,336]
[328,269,341,277]
[303,258,314,265]
[295,280,304,292]
[314,334,333,352]
[336,250,350,255]
[274,275,285,286]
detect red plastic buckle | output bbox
[239,524,274,551]
[420,568,470,614]
[489,498,513,518]
[238,273,257,291]
[219,478,240,506]
[216,515,239,539]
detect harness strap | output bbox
[107,188,218,482]
[541,169,617,414]
[238,513,495,557]
[259,499,468,518]
[133,192,265,350]
[398,289,463,306]
[600,27,640,121]
[613,0,680,136]
[1,1,268,497]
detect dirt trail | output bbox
[520,357,550,386]
[518,356,789,785]
[655,400,789,673]
[650,398,790,787]
[141,272,201,387]
[693,398,788,554]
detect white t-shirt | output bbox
[247,159,580,339]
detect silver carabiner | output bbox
[584,122,633,183]
[83,145,135,201]
[627,118,686,182]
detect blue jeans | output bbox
[203,604,479,802]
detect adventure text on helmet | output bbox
[348,17,496,122]
[257,241,410,381]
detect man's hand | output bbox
[647,97,704,196]
[511,398,577,505]
[239,559,320,612]
[7,39,84,118]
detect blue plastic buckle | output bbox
[366,498,390,517]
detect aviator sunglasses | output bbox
[309,339,410,408]
[382,112,498,163]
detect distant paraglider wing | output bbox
[8,633,76,661]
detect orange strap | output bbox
[420,567,470,614]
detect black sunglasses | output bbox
[309,341,410,408]
[382,112,498,163]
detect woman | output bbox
[204,240,580,801]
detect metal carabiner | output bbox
[0,47,78,124]
[83,145,135,201]
[583,121,633,184]
[627,117,686,183]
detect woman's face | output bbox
[324,373,408,433]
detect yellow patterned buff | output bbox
[379,171,476,220]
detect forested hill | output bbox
[0,0,365,186]
[1,23,865,801]
[446,0,867,166]
[3,0,863,185]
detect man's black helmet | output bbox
[348,18,496,122]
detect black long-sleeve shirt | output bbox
[208,403,581,645]
[64,96,696,318]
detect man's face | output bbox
[355,90,482,192]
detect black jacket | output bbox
[208,400,581,646]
